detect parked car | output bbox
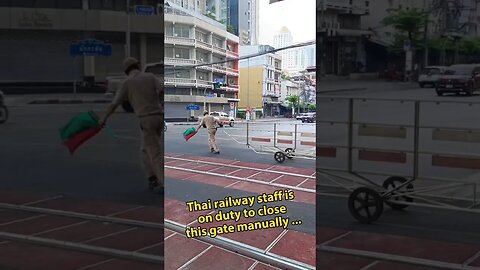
[295,113,306,120]
[418,66,447,88]
[302,112,316,123]
[210,111,235,127]
[436,64,480,96]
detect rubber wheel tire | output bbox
[382,176,414,210]
[285,148,294,159]
[274,151,286,163]
[0,105,8,124]
[419,83,424,88]
[348,187,384,224]
[219,123,223,127]
[229,121,234,127]
[121,101,134,113]
[436,90,443,96]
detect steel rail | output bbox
[165,219,315,270]
[0,232,163,264]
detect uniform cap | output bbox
[123,57,139,71]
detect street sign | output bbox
[70,39,112,56]
[186,105,200,111]
[134,5,155,16]
[230,102,235,109]
[246,106,251,112]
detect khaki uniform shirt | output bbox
[198,115,219,130]
[113,70,163,118]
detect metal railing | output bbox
[317,96,480,208]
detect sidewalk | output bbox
[4,93,109,107]
[317,78,418,93]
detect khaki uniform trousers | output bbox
[139,114,164,186]
[208,128,219,152]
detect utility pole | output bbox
[423,0,429,68]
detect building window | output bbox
[165,47,174,58]
[9,0,35,7]
[195,31,207,42]
[174,25,190,38]
[197,71,208,80]
[196,51,208,62]
[36,0,56,8]
[174,47,190,59]
[175,70,191,78]
[165,24,174,36]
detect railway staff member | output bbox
[196,111,220,154]
[100,57,164,192]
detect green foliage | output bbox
[227,24,235,34]
[285,95,300,109]
[382,8,428,49]
[237,111,245,119]
[459,38,480,55]
[307,103,316,111]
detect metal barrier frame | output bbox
[316,96,480,223]
[245,122,316,163]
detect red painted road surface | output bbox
[164,153,316,270]
[0,190,163,270]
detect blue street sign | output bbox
[134,5,155,16]
[70,39,112,56]
[207,94,214,97]
[186,105,200,111]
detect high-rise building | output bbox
[228,0,259,45]
[164,1,240,119]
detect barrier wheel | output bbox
[274,151,286,163]
[348,187,383,224]
[382,176,414,210]
[285,148,295,159]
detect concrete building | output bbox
[279,79,300,116]
[164,1,239,119]
[227,0,259,45]
[318,0,371,75]
[0,0,164,85]
[239,45,282,117]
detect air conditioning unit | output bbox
[213,93,218,97]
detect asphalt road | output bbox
[0,104,163,206]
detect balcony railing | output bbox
[165,78,197,86]
[227,50,239,59]
[196,39,212,51]
[165,36,195,46]
[226,67,239,76]
[212,45,227,56]
[165,57,196,65]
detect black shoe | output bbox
[148,176,159,190]
[214,151,220,154]
[211,148,214,152]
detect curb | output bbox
[317,87,367,94]
[28,99,110,105]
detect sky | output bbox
[258,0,316,46]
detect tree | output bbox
[227,24,235,34]
[307,103,316,111]
[285,95,300,114]
[459,37,480,56]
[382,8,428,51]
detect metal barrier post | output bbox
[273,123,277,148]
[348,98,354,173]
[413,101,420,179]
[294,124,298,150]
[246,122,250,146]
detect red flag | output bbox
[184,131,196,141]
[62,127,102,155]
